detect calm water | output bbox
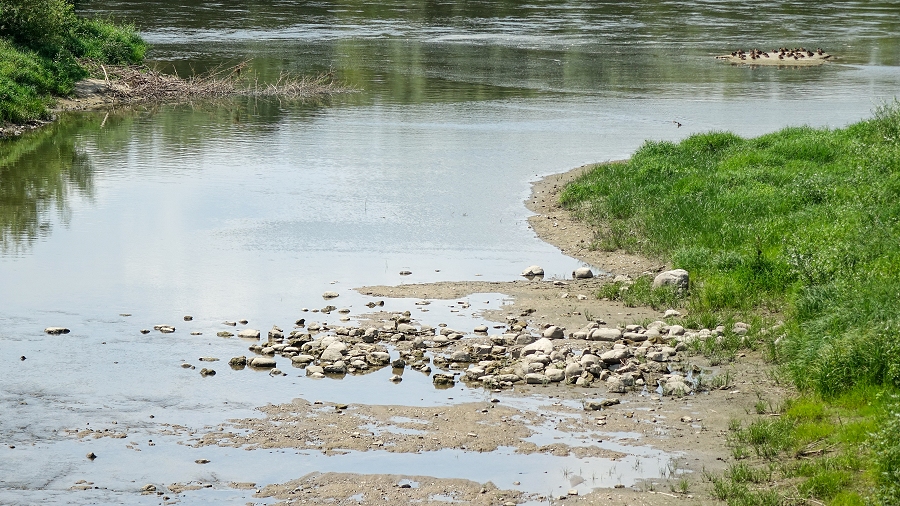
[2,0,899,502]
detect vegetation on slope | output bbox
[560,102,900,504]
[0,0,146,123]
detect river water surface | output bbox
[2,1,899,503]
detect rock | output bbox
[390,374,403,383]
[323,361,347,374]
[399,270,412,276]
[647,351,667,362]
[153,325,175,333]
[223,321,237,326]
[450,350,472,362]
[268,329,284,340]
[681,416,693,423]
[140,329,150,334]
[249,357,276,368]
[229,356,247,367]
[584,398,620,410]
[600,348,631,363]
[542,326,565,339]
[590,328,622,341]
[199,368,216,377]
[473,325,489,333]
[572,267,594,279]
[183,316,193,321]
[322,291,339,299]
[664,309,682,318]
[44,327,70,335]
[195,459,210,464]
[564,362,584,381]
[668,324,685,336]
[521,265,545,277]
[238,329,260,339]
[86,452,97,460]
[525,373,549,384]
[606,376,626,393]
[217,331,234,338]
[320,342,348,362]
[544,367,565,382]
[291,354,315,365]
[432,373,455,386]
[652,269,689,292]
[306,365,325,376]
[523,337,554,356]
[367,352,391,365]
[391,358,406,369]
[140,484,157,493]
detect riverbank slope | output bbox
[559,102,900,504]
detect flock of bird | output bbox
[729,47,829,61]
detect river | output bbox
[1,1,899,503]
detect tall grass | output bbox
[0,0,146,123]
[561,101,900,396]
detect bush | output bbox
[0,0,145,123]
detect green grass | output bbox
[0,0,146,123]
[560,102,900,503]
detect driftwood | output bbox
[79,60,353,103]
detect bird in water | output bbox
[672,120,682,128]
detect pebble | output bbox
[195,459,210,464]
[389,374,402,382]
[224,321,237,326]
[323,291,340,299]
[237,329,260,339]
[44,327,70,335]
[199,368,216,377]
[140,329,150,334]
[86,452,96,460]
[399,270,412,276]
[217,331,234,338]
[183,316,193,321]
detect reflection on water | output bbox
[0,121,95,254]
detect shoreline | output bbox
[524,162,665,278]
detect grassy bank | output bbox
[0,0,145,123]
[560,102,900,504]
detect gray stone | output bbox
[44,327,70,335]
[291,354,315,364]
[564,362,584,380]
[652,269,689,292]
[606,376,626,393]
[590,328,622,341]
[584,398,620,410]
[525,373,549,384]
[572,267,594,279]
[664,309,682,318]
[521,265,545,277]
[473,325,489,333]
[647,351,667,362]
[154,325,175,334]
[323,361,347,374]
[228,356,247,367]
[542,326,565,339]
[450,350,472,362]
[522,337,554,356]
[544,367,565,382]
[238,329,261,339]
[368,352,391,365]
[306,365,325,376]
[322,291,339,299]
[320,342,348,362]
[249,357,276,368]
[600,348,631,363]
